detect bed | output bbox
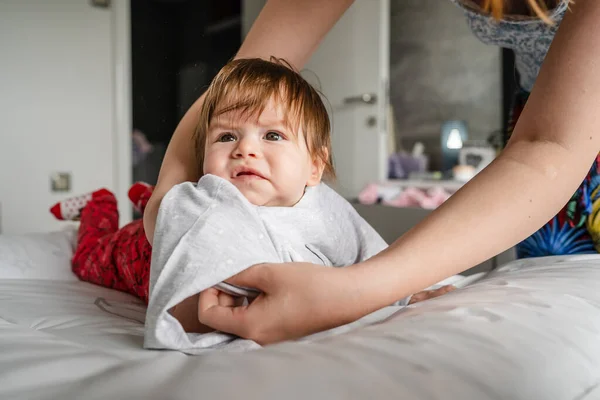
[1,228,599,399]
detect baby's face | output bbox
[203,99,323,206]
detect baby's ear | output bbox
[306,147,328,187]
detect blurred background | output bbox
[0,0,516,269]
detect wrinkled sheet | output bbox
[1,255,600,399]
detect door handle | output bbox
[343,93,377,105]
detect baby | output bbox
[49,58,452,353]
[144,58,452,352]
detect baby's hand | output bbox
[408,284,455,305]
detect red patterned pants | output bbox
[72,189,153,303]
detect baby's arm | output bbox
[169,293,213,333]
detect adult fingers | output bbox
[197,288,253,336]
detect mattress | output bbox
[1,230,600,399]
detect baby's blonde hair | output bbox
[194,57,334,181]
[484,0,569,24]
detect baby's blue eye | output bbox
[265,131,283,141]
[218,133,236,142]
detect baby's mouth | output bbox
[237,171,256,177]
[232,168,266,180]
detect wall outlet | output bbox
[50,172,71,192]
[90,0,110,8]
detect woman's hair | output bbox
[484,0,568,24]
[194,57,335,181]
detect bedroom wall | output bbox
[0,1,131,235]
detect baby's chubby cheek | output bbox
[201,162,227,180]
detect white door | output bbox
[243,0,390,199]
[0,1,131,234]
[303,0,390,199]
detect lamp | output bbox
[441,120,468,171]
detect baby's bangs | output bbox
[212,79,306,136]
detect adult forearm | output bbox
[349,139,593,315]
[345,0,600,318]
[235,0,353,69]
[143,94,204,243]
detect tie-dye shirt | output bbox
[449,0,569,92]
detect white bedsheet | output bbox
[1,255,600,399]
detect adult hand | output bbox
[197,263,363,345]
